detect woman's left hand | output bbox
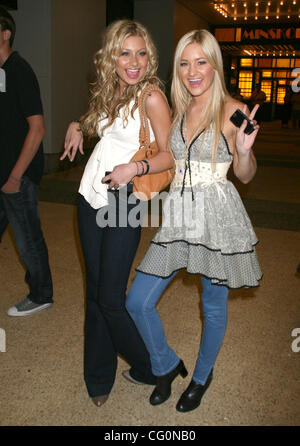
[101,163,137,189]
[236,104,260,156]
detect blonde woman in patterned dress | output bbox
[126,29,262,413]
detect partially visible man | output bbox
[0,7,53,316]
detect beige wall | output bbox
[134,0,174,87]
[174,1,210,50]
[51,0,106,168]
[11,0,52,160]
[11,0,106,172]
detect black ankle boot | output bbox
[176,369,213,413]
[150,360,188,406]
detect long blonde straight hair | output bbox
[81,20,161,137]
[170,29,229,168]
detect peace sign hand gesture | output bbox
[236,104,260,156]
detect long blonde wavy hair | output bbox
[170,29,229,168]
[81,20,161,137]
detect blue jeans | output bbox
[126,271,229,385]
[0,176,53,304]
[77,191,155,397]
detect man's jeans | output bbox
[0,176,53,304]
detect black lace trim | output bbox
[221,131,234,157]
[179,119,233,199]
[150,239,259,256]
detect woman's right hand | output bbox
[101,163,137,189]
[60,122,84,162]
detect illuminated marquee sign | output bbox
[242,27,297,40]
[215,27,300,42]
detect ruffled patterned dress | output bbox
[136,120,262,289]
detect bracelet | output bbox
[9,175,21,183]
[136,161,145,177]
[73,119,81,123]
[141,159,150,175]
[140,161,146,176]
[134,162,139,177]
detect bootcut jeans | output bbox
[77,190,155,397]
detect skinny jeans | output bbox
[126,271,228,384]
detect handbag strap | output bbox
[138,84,164,151]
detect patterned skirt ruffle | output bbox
[137,240,262,289]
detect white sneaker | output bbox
[7,297,53,317]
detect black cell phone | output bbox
[230,109,255,135]
[104,171,111,184]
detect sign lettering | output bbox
[242,27,296,41]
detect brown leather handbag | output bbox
[131,84,174,201]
